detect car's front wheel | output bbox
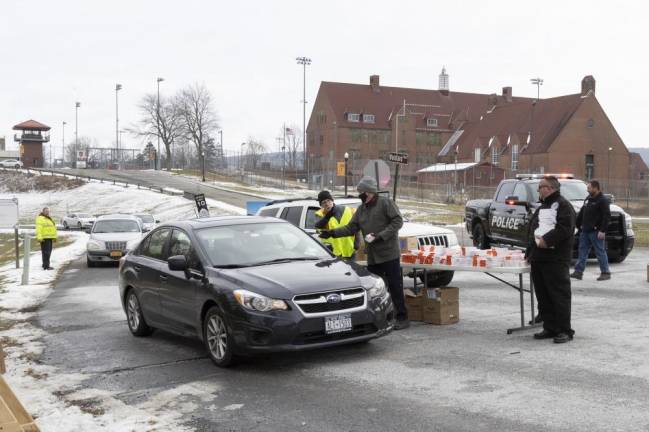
[14,164,20,169]
[126,290,153,336]
[472,223,490,249]
[63,221,69,230]
[203,306,236,367]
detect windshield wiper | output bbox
[250,257,321,266]
[213,264,252,269]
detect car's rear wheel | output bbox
[609,253,626,263]
[419,270,454,288]
[472,223,490,249]
[203,306,236,367]
[126,290,153,336]
[63,221,69,230]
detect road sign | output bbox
[194,193,210,218]
[362,160,391,188]
[388,152,408,165]
[337,161,345,176]
[0,199,18,228]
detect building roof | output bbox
[12,119,51,131]
[629,152,649,172]
[417,162,478,173]
[448,93,584,160]
[317,81,533,131]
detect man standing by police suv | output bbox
[526,176,576,344]
[319,177,409,330]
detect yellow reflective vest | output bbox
[315,205,356,258]
[35,215,58,242]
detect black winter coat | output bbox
[576,192,610,233]
[526,191,576,263]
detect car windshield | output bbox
[528,180,588,202]
[77,213,92,218]
[135,214,155,223]
[195,222,331,267]
[93,220,141,233]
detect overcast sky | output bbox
[2,0,648,158]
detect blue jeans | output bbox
[574,231,610,274]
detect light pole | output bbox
[156,77,164,170]
[119,130,126,168]
[282,145,286,190]
[61,121,66,165]
[296,56,311,183]
[608,146,613,190]
[75,102,80,165]
[201,151,206,182]
[344,152,349,196]
[115,84,122,169]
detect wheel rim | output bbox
[206,315,228,360]
[127,294,140,330]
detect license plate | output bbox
[110,251,122,258]
[324,313,352,334]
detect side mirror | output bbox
[168,255,188,271]
[505,196,528,207]
[155,219,160,223]
[604,193,615,203]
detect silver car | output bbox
[133,213,159,232]
[86,215,143,267]
[63,212,96,230]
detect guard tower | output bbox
[13,120,50,168]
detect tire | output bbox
[86,257,96,268]
[419,270,455,288]
[203,306,236,367]
[125,290,153,336]
[77,221,82,229]
[609,254,626,263]
[472,223,490,249]
[63,221,69,230]
[14,164,20,169]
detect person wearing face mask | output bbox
[525,176,576,344]
[35,207,58,270]
[319,176,408,330]
[314,190,358,260]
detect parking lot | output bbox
[33,247,649,431]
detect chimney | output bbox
[502,86,512,103]
[488,93,498,107]
[439,66,449,94]
[581,75,596,96]
[370,75,380,93]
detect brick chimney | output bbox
[488,93,498,107]
[370,75,380,93]
[502,86,512,103]
[581,75,596,96]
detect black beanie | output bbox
[318,190,334,204]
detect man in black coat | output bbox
[526,176,576,344]
[571,180,611,281]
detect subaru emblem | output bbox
[326,293,341,303]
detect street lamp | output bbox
[119,130,126,167]
[115,84,122,169]
[156,77,164,170]
[608,146,613,190]
[201,151,206,182]
[296,56,311,183]
[344,151,349,196]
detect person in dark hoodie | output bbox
[319,176,409,330]
[571,179,611,281]
[314,190,357,259]
[526,176,576,343]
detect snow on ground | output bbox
[0,181,242,431]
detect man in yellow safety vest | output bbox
[314,191,357,260]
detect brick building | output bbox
[306,72,646,193]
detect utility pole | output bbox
[296,56,311,183]
[156,77,164,170]
[61,121,66,165]
[115,83,122,169]
[75,102,80,165]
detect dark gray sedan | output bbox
[118,216,394,367]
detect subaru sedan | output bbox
[118,216,394,367]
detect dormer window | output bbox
[363,114,375,124]
[427,117,438,128]
[347,113,360,123]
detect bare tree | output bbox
[178,83,219,159]
[245,137,267,170]
[283,125,302,170]
[132,93,184,170]
[65,136,94,165]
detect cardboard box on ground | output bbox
[356,236,418,263]
[404,287,459,325]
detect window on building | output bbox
[474,148,481,163]
[347,113,360,123]
[363,114,375,124]
[511,144,519,171]
[587,118,594,128]
[491,148,499,166]
[585,154,594,180]
[427,118,438,128]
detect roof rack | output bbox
[515,173,574,180]
[262,194,374,207]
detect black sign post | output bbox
[194,193,210,218]
[388,152,408,202]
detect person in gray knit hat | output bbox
[320,176,409,329]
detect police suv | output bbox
[256,196,459,287]
[465,174,634,262]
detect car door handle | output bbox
[134,265,141,271]
[505,209,514,214]
[159,275,168,281]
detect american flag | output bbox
[285,127,294,135]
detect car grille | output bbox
[293,288,366,316]
[417,235,449,247]
[105,241,127,251]
[607,215,623,236]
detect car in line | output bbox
[86,214,143,267]
[118,216,394,367]
[256,197,459,287]
[133,213,159,232]
[63,212,96,230]
[0,159,23,168]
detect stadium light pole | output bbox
[115,84,122,169]
[156,77,164,170]
[296,56,311,184]
[75,102,80,162]
[344,151,349,196]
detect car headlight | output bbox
[625,216,633,230]
[233,289,288,312]
[87,240,104,251]
[361,276,388,299]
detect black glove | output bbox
[319,230,333,239]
